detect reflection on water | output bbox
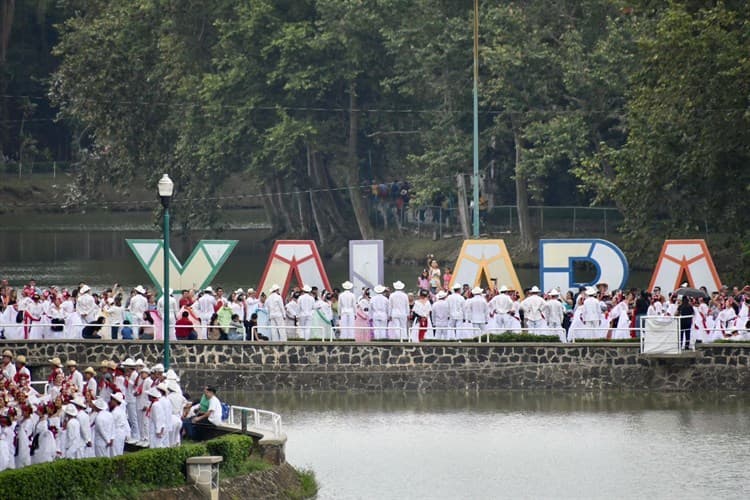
[225,391,750,500]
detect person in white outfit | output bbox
[543,289,566,342]
[14,405,36,468]
[489,286,514,333]
[72,396,93,458]
[110,393,130,456]
[388,281,410,340]
[146,388,170,449]
[166,380,187,447]
[582,287,602,338]
[447,285,466,339]
[338,281,357,339]
[62,405,85,459]
[431,291,451,339]
[91,398,114,458]
[266,284,286,341]
[370,285,390,339]
[297,286,315,340]
[128,286,149,332]
[465,287,488,336]
[520,286,547,335]
[196,288,217,339]
[76,285,98,323]
[157,289,178,341]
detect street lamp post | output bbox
[158,174,174,370]
[472,0,480,238]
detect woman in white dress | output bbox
[567,295,586,342]
[311,293,333,340]
[611,294,631,340]
[411,289,433,342]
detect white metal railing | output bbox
[226,405,283,438]
[331,326,405,342]
[250,325,324,341]
[640,315,692,354]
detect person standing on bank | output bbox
[297,285,315,340]
[447,285,466,340]
[338,281,357,339]
[265,284,286,341]
[389,281,410,341]
[465,287,488,336]
[412,289,432,342]
[678,296,695,350]
[370,285,390,339]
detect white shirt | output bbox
[338,290,356,316]
[544,299,565,325]
[129,294,148,318]
[446,293,466,321]
[521,294,546,321]
[266,292,285,320]
[412,299,432,320]
[465,295,488,324]
[489,293,513,315]
[207,396,223,426]
[298,294,315,318]
[196,294,217,319]
[370,294,389,321]
[432,299,450,325]
[389,291,410,319]
[583,296,601,322]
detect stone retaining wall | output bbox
[2,340,749,392]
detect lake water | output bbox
[0,212,654,291]
[228,391,750,500]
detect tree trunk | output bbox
[346,82,374,240]
[274,176,294,233]
[513,128,534,250]
[261,183,285,236]
[455,173,471,240]
[0,0,15,64]
[305,144,326,244]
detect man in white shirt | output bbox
[465,287,488,334]
[431,291,451,339]
[76,285,98,323]
[157,289,178,341]
[521,286,547,335]
[544,289,566,342]
[388,281,410,340]
[489,285,514,332]
[266,284,286,341]
[338,281,357,339]
[128,285,149,331]
[370,285,390,339]
[582,287,602,338]
[196,287,217,339]
[297,285,315,339]
[446,285,466,339]
[186,386,223,440]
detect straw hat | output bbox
[2,350,12,359]
[342,281,354,290]
[373,285,386,294]
[16,355,26,365]
[84,367,95,375]
[393,281,405,290]
[66,359,77,367]
[471,287,483,295]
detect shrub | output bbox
[0,435,253,499]
[470,332,562,343]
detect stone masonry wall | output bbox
[1,340,749,392]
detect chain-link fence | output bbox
[371,203,623,238]
[1,161,73,177]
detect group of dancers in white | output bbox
[0,352,197,472]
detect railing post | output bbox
[241,409,248,433]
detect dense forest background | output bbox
[1,0,748,276]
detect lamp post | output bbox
[472,0,480,238]
[158,174,174,370]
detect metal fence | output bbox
[371,204,624,238]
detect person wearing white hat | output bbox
[71,396,94,458]
[370,285,390,339]
[1,350,16,381]
[583,287,603,338]
[77,284,99,323]
[544,289,566,342]
[488,286,514,333]
[338,281,357,340]
[120,359,140,444]
[431,290,450,340]
[244,288,260,323]
[447,285,466,340]
[388,281,410,340]
[128,286,149,333]
[154,383,176,447]
[196,287,217,339]
[107,392,130,456]
[166,380,187,447]
[296,285,314,340]
[65,359,84,393]
[464,287,488,337]
[134,365,154,447]
[266,284,286,341]
[91,398,115,458]
[520,286,547,336]
[146,388,170,449]
[63,404,85,459]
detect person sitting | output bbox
[82,317,105,339]
[175,311,198,340]
[139,312,155,340]
[183,386,222,440]
[227,314,244,341]
[120,320,134,340]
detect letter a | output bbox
[258,240,331,297]
[449,240,523,294]
[648,239,722,293]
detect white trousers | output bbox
[126,401,140,441]
[339,314,355,339]
[390,317,408,340]
[298,316,311,340]
[372,318,388,339]
[269,317,286,341]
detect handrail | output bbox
[226,404,283,438]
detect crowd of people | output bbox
[0,268,748,345]
[0,350,223,471]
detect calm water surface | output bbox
[226,391,750,500]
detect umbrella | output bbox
[672,287,709,299]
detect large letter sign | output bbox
[349,240,384,292]
[126,239,237,293]
[648,239,722,293]
[539,239,628,293]
[258,240,331,297]
[449,239,522,293]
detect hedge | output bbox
[0,435,254,500]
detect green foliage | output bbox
[205,434,253,474]
[472,333,561,343]
[0,435,257,500]
[286,468,319,500]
